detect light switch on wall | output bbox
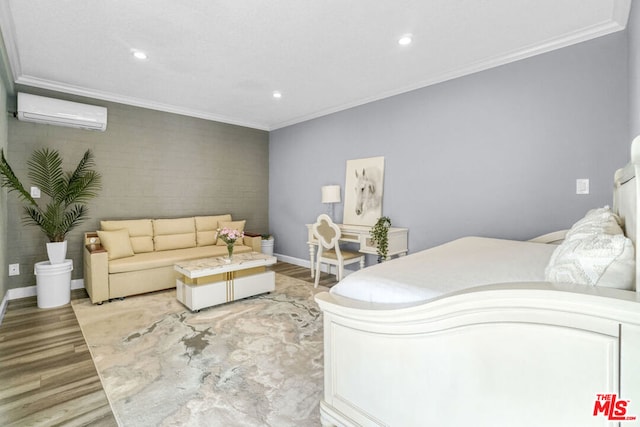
[30,186,41,198]
[576,179,589,195]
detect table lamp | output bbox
[321,185,341,221]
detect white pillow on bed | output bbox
[564,206,622,239]
[544,207,634,290]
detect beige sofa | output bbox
[83,214,261,304]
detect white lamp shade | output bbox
[321,185,341,203]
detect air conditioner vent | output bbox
[17,93,107,131]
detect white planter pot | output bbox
[34,259,73,309]
[261,238,274,256]
[46,241,68,264]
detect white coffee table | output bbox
[174,252,277,311]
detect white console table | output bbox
[306,223,409,278]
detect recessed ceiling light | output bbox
[273,91,282,99]
[132,50,148,60]
[398,35,413,46]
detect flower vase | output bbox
[227,243,234,261]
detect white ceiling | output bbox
[0,0,631,131]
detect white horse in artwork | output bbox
[354,167,382,216]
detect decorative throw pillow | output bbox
[564,206,623,240]
[545,233,634,289]
[101,219,154,253]
[597,237,635,289]
[216,220,246,246]
[97,229,135,260]
[544,207,635,290]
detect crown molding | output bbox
[15,75,271,131]
[271,15,629,130]
[5,0,631,132]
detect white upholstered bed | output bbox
[315,137,640,427]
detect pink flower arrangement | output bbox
[217,227,244,245]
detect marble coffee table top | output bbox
[174,252,277,278]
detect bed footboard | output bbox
[315,284,640,427]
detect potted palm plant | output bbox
[0,148,102,263]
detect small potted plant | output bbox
[370,216,391,263]
[261,233,274,256]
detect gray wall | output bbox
[269,31,630,265]
[6,88,269,289]
[630,0,640,138]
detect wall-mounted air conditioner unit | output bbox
[17,93,108,131]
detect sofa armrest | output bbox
[244,235,262,253]
[83,232,110,304]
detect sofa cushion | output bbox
[217,220,246,246]
[195,214,232,246]
[101,219,154,253]
[153,217,196,251]
[97,229,135,260]
[108,244,253,274]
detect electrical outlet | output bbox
[9,263,19,276]
[30,186,41,198]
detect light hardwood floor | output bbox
[270,260,339,288]
[0,262,334,426]
[0,289,117,426]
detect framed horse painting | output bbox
[344,156,385,226]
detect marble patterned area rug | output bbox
[71,274,327,427]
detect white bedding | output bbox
[330,236,557,303]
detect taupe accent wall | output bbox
[6,88,269,290]
[0,71,8,300]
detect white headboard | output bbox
[613,135,640,291]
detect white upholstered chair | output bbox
[312,214,365,288]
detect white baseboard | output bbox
[0,291,8,326]
[72,278,85,290]
[6,279,85,299]
[274,253,310,268]
[274,253,356,276]
[0,279,85,325]
[8,285,37,300]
